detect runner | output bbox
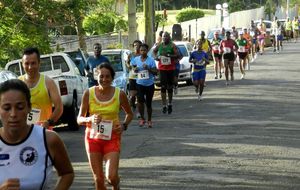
[292,16,299,42]
[242,27,252,70]
[220,31,238,85]
[19,47,63,130]
[189,40,209,101]
[126,40,142,118]
[257,18,266,55]
[249,20,259,60]
[211,31,223,79]
[271,16,280,53]
[285,17,292,42]
[153,32,179,114]
[131,44,157,128]
[236,31,249,79]
[231,26,238,40]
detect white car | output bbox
[149,41,194,85]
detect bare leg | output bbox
[104,152,120,190]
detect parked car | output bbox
[88,49,131,94]
[64,48,88,76]
[148,41,194,85]
[5,52,88,130]
[0,70,20,127]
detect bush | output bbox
[176,8,205,23]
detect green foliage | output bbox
[264,0,276,19]
[155,13,167,27]
[106,43,122,49]
[115,16,128,32]
[228,0,245,13]
[176,8,204,23]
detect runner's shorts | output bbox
[223,52,235,61]
[85,132,121,154]
[238,52,248,60]
[159,70,175,89]
[129,79,137,91]
[192,70,206,81]
[213,52,222,60]
[136,84,155,108]
[277,35,283,41]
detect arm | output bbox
[126,54,132,69]
[169,43,179,58]
[85,59,93,78]
[47,131,74,190]
[189,52,195,63]
[43,76,63,128]
[0,179,20,190]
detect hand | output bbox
[113,123,123,134]
[0,178,20,190]
[143,64,148,70]
[91,114,102,124]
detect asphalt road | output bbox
[55,41,300,190]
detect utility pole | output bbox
[128,0,137,49]
[286,0,290,17]
[144,0,155,46]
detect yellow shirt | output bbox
[201,39,210,52]
[19,74,52,123]
[87,87,120,135]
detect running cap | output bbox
[238,31,243,35]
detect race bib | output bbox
[90,120,113,140]
[129,70,138,78]
[160,56,171,65]
[238,46,246,52]
[93,68,99,80]
[27,108,41,125]
[223,47,231,54]
[213,45,219,51]
[195,60,205,66]
[137,70,149,79]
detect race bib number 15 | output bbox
[90,120,113,140]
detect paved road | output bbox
[56,42,300,190]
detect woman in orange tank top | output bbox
[77,63,133,190]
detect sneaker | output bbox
[219,73,222,79]
[214,75,218,79]
[162,106,167,114]
[136,112,141,119]
[276,50,279,54]
[198,95,203,101]
[147,121,153,128]
[174,86,178,95]
[139,119,145,127]
[273,49,276,52]
[241,74,245,79]
[226,81,230,86]
[167,105,172,114]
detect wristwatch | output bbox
[122,123,128,131]
[47,119,55,126]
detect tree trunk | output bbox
[75,15,87,52]
[128,0,137,49]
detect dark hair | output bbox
[23,47,40,60]
[159,31,164,37]
[133,40,142,46]
[140,43,149,50]
[94,42,101,47]
[0,79,31,108]
[96,63,115,79]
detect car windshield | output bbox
[102,53,123,72]
[176,45,188,57]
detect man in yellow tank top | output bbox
[19,47,63,129]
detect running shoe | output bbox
[240,74,245,79]
[226,81,230,86]
[219,73,222,78]
[198,95,203,101]
[167,104,172,114]
[136,112,141,119]
[162,106,167,114]
[214,75,218,79]
[147,121,153,128]
[139,119,145,127]
[174,86,178,95]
